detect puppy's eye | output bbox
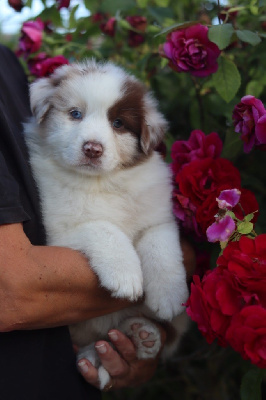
[70,109,82,120]
[113,119,123,129]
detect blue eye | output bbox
[70,109,82,120]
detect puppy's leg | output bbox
[118,317,161,359]
[53,220,143,301]
[136,222,189,321]
[77,344,111,390]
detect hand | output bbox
[77,326,166,390]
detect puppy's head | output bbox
[29,59,167,175]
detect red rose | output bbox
[100,17,116,37]
[232,95,266,153]
[217,235,266,306]
[28,55,69,78]
[162,24,221,77]
[56,0,70,9]
[171,130,223,176]
[176,158,241,207]
[17,19,44,58]
[126,16,147,47]
[226,305,266,368]
[8,0,24,12]
[186,268,242,346]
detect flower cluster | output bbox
[233,95,266,153]
[92,13,147,47]
[16,19,69,78]
[171,130,258,239]
[186,234,266,368]
[161,24,221,77]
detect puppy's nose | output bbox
[82,141,103,158]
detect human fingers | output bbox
[95,338,130,379]
[77,359,99,387]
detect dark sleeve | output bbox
[0,151,30,225]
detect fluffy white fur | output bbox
[24,60,189,389]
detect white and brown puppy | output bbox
[24,60,189,388]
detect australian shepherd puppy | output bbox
[24,60,189,389]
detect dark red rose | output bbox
[186,268,242,346]
[226,305,266,368]
[217,235,266,307]
[28,54,69,78]
[91,12,107,23]
[176,158,241,207]
[8,0,24,12]
[126,16,147,47]
[232,95,266,153]
[17,19,44,58]
[100,17,116,37]
[172,189,203,238]
[162,24,221,77]
[56,0,70,9]
[171,130,223,176]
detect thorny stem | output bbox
[191,76,205,130]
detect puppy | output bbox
[24,60,189,389]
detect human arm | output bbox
[0,222,131,332]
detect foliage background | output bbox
[1,0,266,398]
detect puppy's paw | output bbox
[99,267,143,301]
[145,276,189,321]
[119,317,161,359]
[77,343,111,390]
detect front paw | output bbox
[144,276,189,321]
[98,266,143,302]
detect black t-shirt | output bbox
[0,44,100,400]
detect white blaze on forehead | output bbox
[59,67,127,113]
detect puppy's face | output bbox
[30,60,167,175]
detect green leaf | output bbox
[221,129,243,160]
[212,56,241,103]
[237,221,254,235]
[69,4,79,30]
[246,80,264,98]
[136,0,149,7]
[236,30,261,46]
[208,24,234,50]
[240,369,263,400]
[244,213,255,222]
[227,211,236,219]
[155,0,170,6]
[154,21,198,37]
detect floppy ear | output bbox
[29,78,55,124]
[29,64,70,124]
[141,92,168,155]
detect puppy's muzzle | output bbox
[83,141,103,159]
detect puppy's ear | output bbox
[29,78,55,124]
[29,65,69,124]
[141,93,168,155]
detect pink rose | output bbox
[28,55,69,78]
[171,130,223,175]
[226,306,266,368]
[17,19,44,57]
[163,24,221,77]
[232,95,266,153]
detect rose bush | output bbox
[4,0,266,398]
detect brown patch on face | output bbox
[107,78,152,168]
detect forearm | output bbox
[0,223,131,332]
